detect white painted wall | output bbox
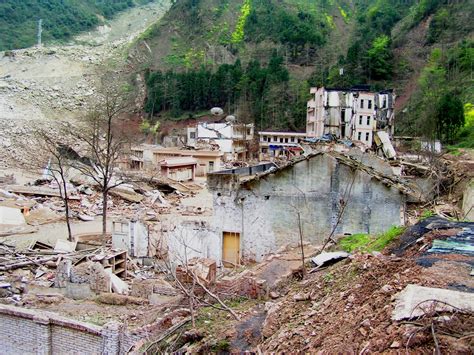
[164,220,221,267]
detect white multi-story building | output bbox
[187,122,254,161]
[306,86,395,146]
[258,131,307,159]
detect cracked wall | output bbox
[211,154,405,262]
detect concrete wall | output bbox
[210,154,405,262]
[164,219,221,268]
[463,179,474,221]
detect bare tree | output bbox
[163,229,240,324]
[68,72,135,236]
[16,125,76,241]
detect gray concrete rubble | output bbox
[311,251,350,268]
[392,284,474,320]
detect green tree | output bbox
[367,35,393,80]
[435,93,465,143]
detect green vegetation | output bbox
[420,210,435,219]
[145,53,307,129]
[231,0,252,44]
[133,0,472,137]
[0,0,153,50]
[398,40,474,144]
[339,226,406,253]
[245,0,328,59]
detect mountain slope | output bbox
[0,0,156,50]
[130,0,473,137]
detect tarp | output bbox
[0,206,26,226]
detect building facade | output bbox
[159,157,198,182]
[306,86,395,146]
[128,145,223,177]
[258,131,307,159]
[206,152,413,264]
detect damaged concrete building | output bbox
[127,145,223,177]
[206,151,420,264]
[306,86,395,145]
[186,121,255,161]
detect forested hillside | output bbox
[0,0,154,50]
[133,0,473,143]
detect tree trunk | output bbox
[297,211,306,277]
[62,178,73,242]
[102,189,108,237]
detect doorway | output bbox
[222,232,240,267]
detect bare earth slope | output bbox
[0,0,171,168]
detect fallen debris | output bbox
[54,239,77,253]
[311,251,350,268]
[392,284,474,320]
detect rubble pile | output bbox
[235,218,474,353]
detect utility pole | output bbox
[37,19,43,47]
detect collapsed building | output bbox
[257,130,307,159]
[162,149,425,266]
[306,86,395,145]
[187,121,255,161]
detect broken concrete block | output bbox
[78,214,94,221]
[293,292,310,301]
[0,206,25,225]
[105,268,129,295]
[54,239,77,253]
[311,251,350,268]
[392,284,474,321]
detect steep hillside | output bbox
[0,0,156,50]
[131,0,473,138]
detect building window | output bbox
[358,132,362,140]
[360,99,364,109]
[285,138,289,143]
[366,132,370,142]
[280,137,284,143]
[368,100,372,109]
[366,116,370,125]
[190,132,196,139]
[359,115,363,125]
[273,136,278,142]
[290,137,295,142]
[209,161,214,172]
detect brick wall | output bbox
[0,304,189,355]
[0,305,104,355]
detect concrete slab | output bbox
[392,284,474,320]
[105,269,129,295]
[311,251,350,268]
[54,239,77,253]
[0,206,25,225]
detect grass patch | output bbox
[421,210,435,219]
[339,226,406,253]
[339,233,371,252]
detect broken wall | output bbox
[211,154,405,262]
[161,218,221,268]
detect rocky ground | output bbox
[162,217,474,353]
